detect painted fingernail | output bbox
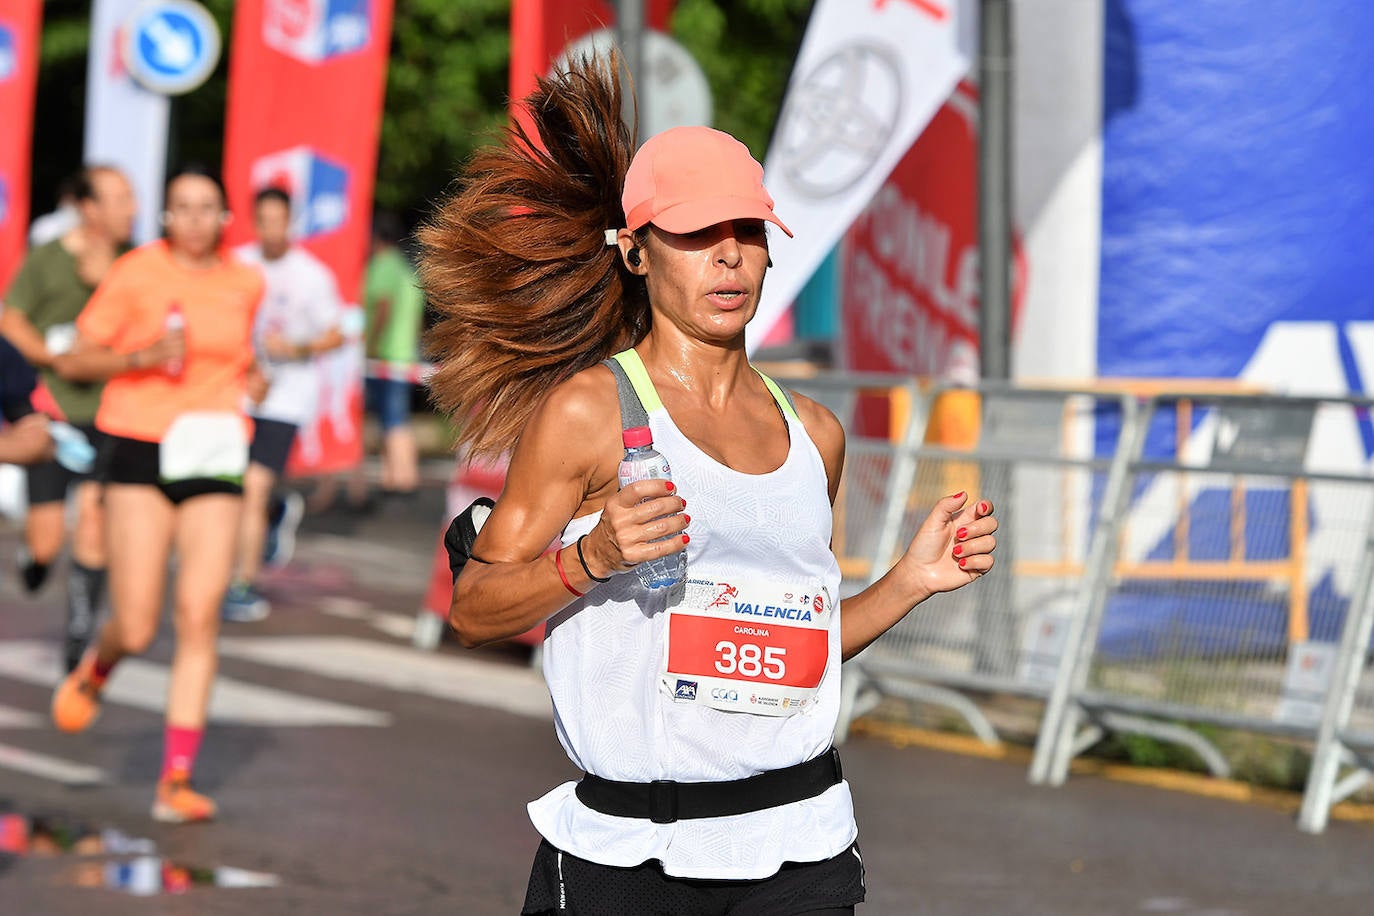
[952,545,963,557]
[666,482,675,492]
[952,491,966,500]
[683,514,691,524]
[682,534,691,545]
[978,501,988,514]
[680,498,687,508]
[958,557,968,568]
[956,527,968,540]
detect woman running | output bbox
[49,165,263,824]
[421,58,998,913]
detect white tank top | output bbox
[527,350,856,880]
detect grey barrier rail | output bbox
[828,382,1141,746]
[1028,392,1374,834]
[770,371,928,603]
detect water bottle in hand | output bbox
[49,421,96,474]
[164,302,185,378]
[618,426,686,589]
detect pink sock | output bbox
[161,726,204,779]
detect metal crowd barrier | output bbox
[1029,393,1374,837]
[830,382,1140,746]
[766,369,928,599]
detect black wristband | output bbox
[576,535,612,583]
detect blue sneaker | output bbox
[222,582,269,623]
[263,491,304,569]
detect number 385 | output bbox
[714,641,786,680]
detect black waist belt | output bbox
[575,748,843,824]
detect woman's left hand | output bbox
[897,491,997,600]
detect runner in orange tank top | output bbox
[48,165,266,824]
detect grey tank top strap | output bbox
[602,356,650,432]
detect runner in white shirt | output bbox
[419,55,999,914]
[224,187,344,621]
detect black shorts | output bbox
[96,435,243,505]
[248,418,299,476]
[26,422,105,505]
[521,839,865,916]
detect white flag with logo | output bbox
[85,0,170,245]
[748,0,975,351]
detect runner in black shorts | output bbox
[0,165,135,670]
[50,165,266,824]
[223,188,343,622]
[418,55,997,913]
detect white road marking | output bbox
[0,741,106,785]
[319,596,416,640]
[0,641,390,728]
[0,703,44,728]
[218,636,552,720]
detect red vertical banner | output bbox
[509,0,674,131]
[0,0,41,293]
[222,0,395,476]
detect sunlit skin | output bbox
[164,174,228,269]
[254,197,291,262]
[448,218,998,658]
[629,219,771,348]
[84,169,136,246]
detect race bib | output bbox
[662,577,833,717]
[160,412,248,482]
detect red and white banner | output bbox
[0,0,41,292]
[750,0,975,352]
[223,0,394,476]
[842,81,1026,379]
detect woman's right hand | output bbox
[583,480,689,579]
[132,328,186,372]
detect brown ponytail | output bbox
[417,53,647,463]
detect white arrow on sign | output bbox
[146,15,195,70]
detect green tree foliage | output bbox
[376,0,512,221]
[27,1,812,223]
[669,0,813,161]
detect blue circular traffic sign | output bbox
[122,0,221,96]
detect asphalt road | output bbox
[2,476,1372,914]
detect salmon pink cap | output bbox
[621,127,792,238]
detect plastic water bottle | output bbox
[618,426,686,589]
[49,421,96,474]
[164,302,185,378]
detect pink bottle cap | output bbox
[622,426,653,448]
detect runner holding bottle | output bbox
[49,165,264,823]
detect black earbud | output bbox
[767,256,774,269]
[626,248,641,267]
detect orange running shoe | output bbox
[51,651,103,734]
[152,771,217,824]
